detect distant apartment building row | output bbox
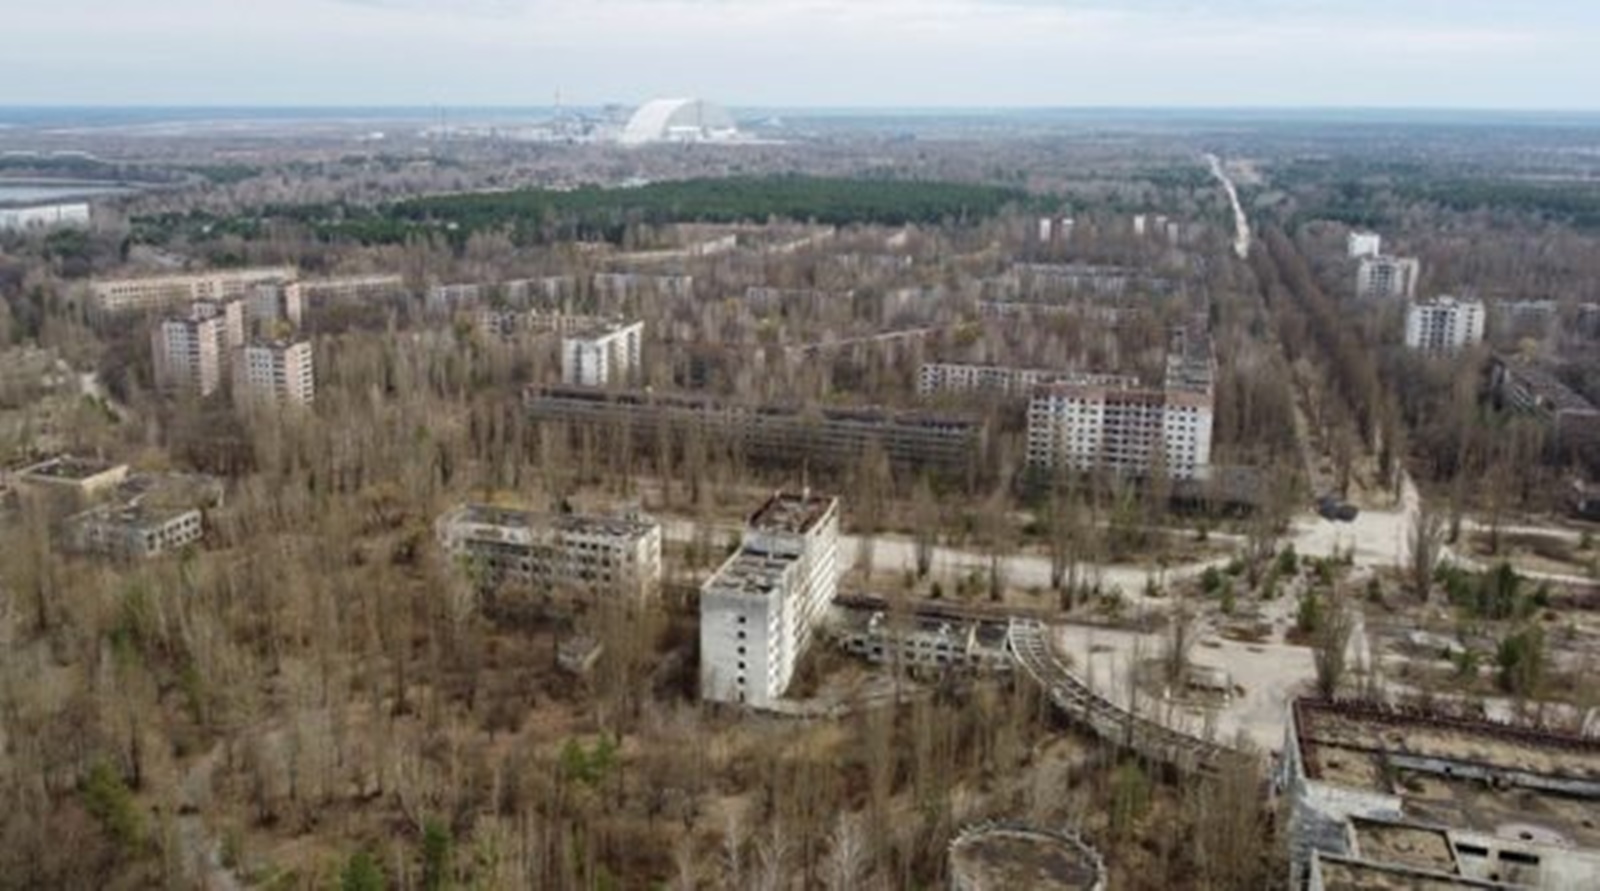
[236,340,315,406]
[561,320,643,387]
[591,272,693,301]
[298,274,406,303]
[436,504,662,601]
[93,266,297,316]
[700,492,840,708]
[1404,296,1484,354]
[426,275,577,313]
[916,363,1055,398]
[525,386,985,477]
[1356,255,1420,300]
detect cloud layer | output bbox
[2,0,1594,107]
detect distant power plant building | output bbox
[92,267,296,316]
[525,386,986,478]
[1356,255,1420,300]
[152,300,245,396]
[236,340,315,406]
[436,504,663,601]
[1026,322,1215,481]
[1346,230,1383,259]
[1404,296,1484,354]
[620,98,740,145]
[700,492,840,708]
[0,202,90,232]
[561,320,644,387]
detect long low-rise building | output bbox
[0,202,90,232]
[436,504,662,601]
[1489,356,1600,456]
[65,501,203,559]
[525,386,986,477]
[917,363,1060,398]
[91,267,296,316]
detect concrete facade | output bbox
[1357,255,1420,300]
[1405,296,1485,354]
[152,301,244,396]
[561,320,643,387]
[66,502,203,559]
[917,363,1055,397]
[437,504,662,601]
[92,267,296,316]
[237,340,315,406]
[699,492,840,708]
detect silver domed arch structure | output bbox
[620,98,739,145]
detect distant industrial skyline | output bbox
[4,0,1599,109]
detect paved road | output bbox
[1206,153,1252,260]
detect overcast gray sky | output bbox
[4,0,1598,108]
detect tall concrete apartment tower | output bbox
[152,300,245,396]
[699,492,841,708]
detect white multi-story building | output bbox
[93,267,296,316]
[1404,296,1485,354]
[236,340,315,405]
[1346,231,1382,259]
[152,301,244,396]
[1027,378,1214,481]
[700,492,841,708]
[917,363,1054,397]
[436,504,662,601]
[1356,255,1420,300]
[561,320,643,387]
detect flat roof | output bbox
[749,491,834,535]
[443,504,656,539]
[1295,700,1600,850]
[702,550,797,599]
[1314,854,1503,891]
[1351,819,1457,875]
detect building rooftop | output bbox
[1494,356,1598,415]
[702,551,798,600]
[1313,853,1505,891]
[442,504,657,540]
[1295,700,1600,850]
[749,491,834,535]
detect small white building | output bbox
[700,492,841,708]
[561,319,643,387]
[1357,255,1420,300]
[236,340,315,405]
[1405,296,1485,354]
[1346,231,1383,259]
